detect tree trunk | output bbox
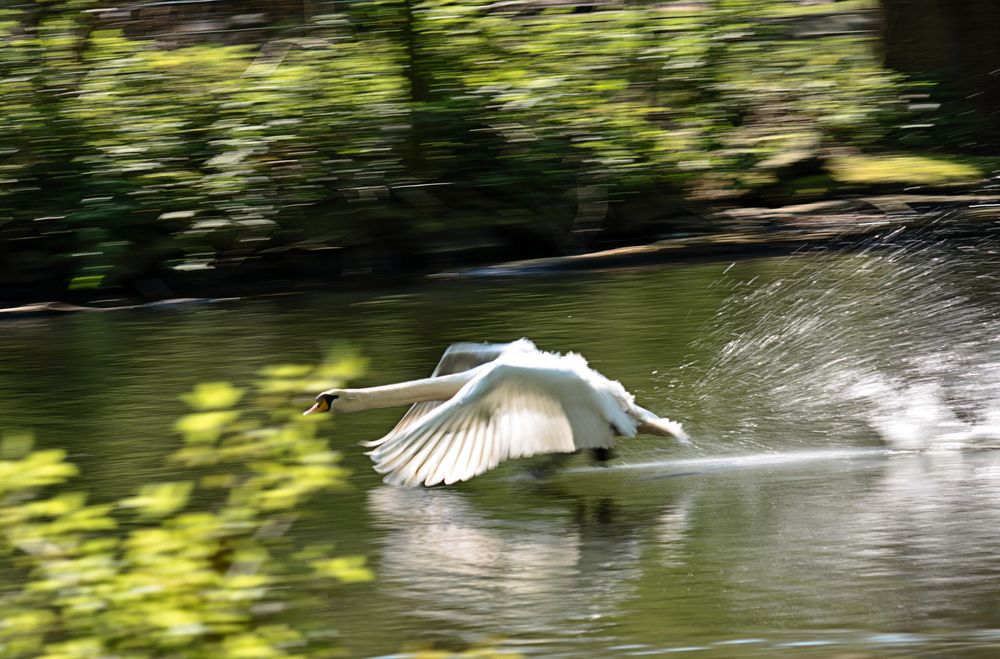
[879,0,1000,144]
[400,0,430,176]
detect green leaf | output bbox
[180,382,245,411]
[68,275,105,290]
[311,555,374,583]
[0,450,78,495]
[174,411,241,443]
[257,364,312,379]
[120,482,193,518]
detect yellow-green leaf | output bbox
[180,382,245,411]
[311,555,374,583]
[120,482,193,518]
[258,364,312,378]
[174,411,240,443]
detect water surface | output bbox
[3,226,1000,657]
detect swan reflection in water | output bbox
[359,447,1000,653]
[365,484,692,639]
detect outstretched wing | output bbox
[386,341,533,436]
[366,362,616,487]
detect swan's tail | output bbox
[635,407,691,444]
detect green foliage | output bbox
[757,0,876,18]
[0,354,370,658]
[828,152,986,185]
[0,1,908,289]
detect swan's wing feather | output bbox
[383,400,441,438]
[430,342,524,377]
[368,362,614,487]
[371,406,479,487]
[384,341,533,438]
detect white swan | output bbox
[304,339,689,487]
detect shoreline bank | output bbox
[4,192,998,318]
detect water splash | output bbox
[692,214,1000,451]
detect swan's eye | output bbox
[319,393,339,406]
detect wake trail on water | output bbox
[571,447,895,476]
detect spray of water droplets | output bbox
[690,215,1000,451]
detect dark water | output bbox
[4,228,1000,657]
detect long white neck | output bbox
[337,370,478,412]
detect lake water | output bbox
[3,222,1000,657]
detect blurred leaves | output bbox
[174,410,242,444]
[0,351,367,658]
[0,1,908,291]
[310,556,375,584]
[120,482,193,518]
[257,346,368,398]
[0,448,79,494]
[67,275,104,290]
[828,152,984,185]
[181,382,246,411]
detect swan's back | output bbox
[499,346,638,431]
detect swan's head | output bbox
[302,390,345,416]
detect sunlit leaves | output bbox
[0,449,78,496]
[258,364,313,379]
[256,349,367,400]
[120,482,193,518]
[1,0,909,289]
[181,382,246,411]
[829,153,983,185]
[67,275,105,290]
[174,411,242,443]
[311,555,374,584]
[315,352,369,381]
[0,353,368,658]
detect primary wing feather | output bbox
[367,360,616,487]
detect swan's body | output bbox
[305,339,689,487]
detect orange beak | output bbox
[302,398,331,416]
